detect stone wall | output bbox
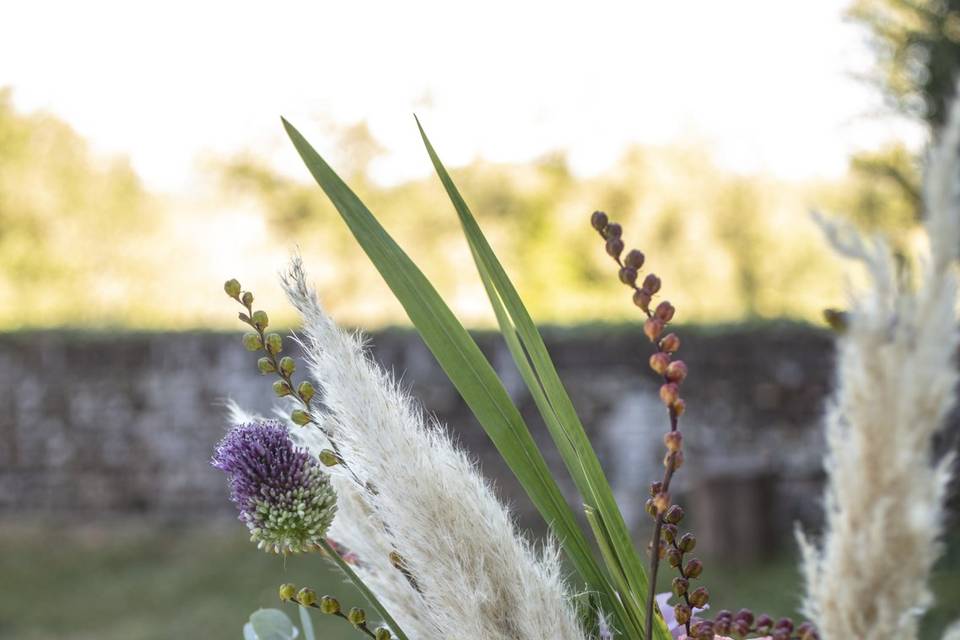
[0,324,919,555]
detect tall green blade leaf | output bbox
[281,118,618,624]
[417,119,672,640]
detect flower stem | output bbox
[320,539,411,640]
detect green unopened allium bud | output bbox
[258,357,276,374]
[243,332,263,351]
[242,291,254,307]
[298,381,315,403]
[265,333,283,355]
[678,532,696,552]
[224,279,242,299]
[319,449,340,467]
[375,628,391,640]
[278,583,297,601]
[291,409,311,426]
[348,607,366,627]
[297,587,317,607]
[273,380,292,397]
[279,356,296,377]
[251,310,269,330]
[320,595,341,615]
[212,421,337,555]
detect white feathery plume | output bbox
[279,256,588,640]
[798,88,960,640]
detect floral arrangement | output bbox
[215,94,960,640]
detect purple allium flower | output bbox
[212,420,336,554]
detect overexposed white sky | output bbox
[1,0,923,192]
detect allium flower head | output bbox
[212,419,336,554]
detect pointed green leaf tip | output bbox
[414,117,673,640]
[281,117,616,632]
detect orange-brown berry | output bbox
[649,352,671,375]
[653,492,670,514]
[689,587,709,607]
[642,273,661,294]
[624,249,645,269]
[654,301,675,322]
[590,210,608,231]
[684,558,703,578]
[665,449,685,470]
[665,360,688,383]
[605,237,624,258]
[633,289,652,312]
[659,382,680,406]
[664,504,685,524]
[660,333,681,353]
[664,430,683,452]
[644,318,665,342]
[672,398,687,416]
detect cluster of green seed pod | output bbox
[224,279,320,431]
[279,584,393,640]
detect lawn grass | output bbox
[1,520,957,639]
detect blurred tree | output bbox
[846,0,960,234]
[0,88,155,326]
[849,0,960,128]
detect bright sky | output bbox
[1,0,924,193]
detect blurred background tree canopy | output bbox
[845,0,960,243]
[3,0,957,329]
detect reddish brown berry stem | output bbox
[590,211,693,639]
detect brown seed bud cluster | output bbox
[592,212,700,638]
[695,609,818,640]
[591,214,817,640]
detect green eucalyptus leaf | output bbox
[248,608,298,640]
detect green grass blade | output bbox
[281,118,614,616]
[417,118,672,640]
